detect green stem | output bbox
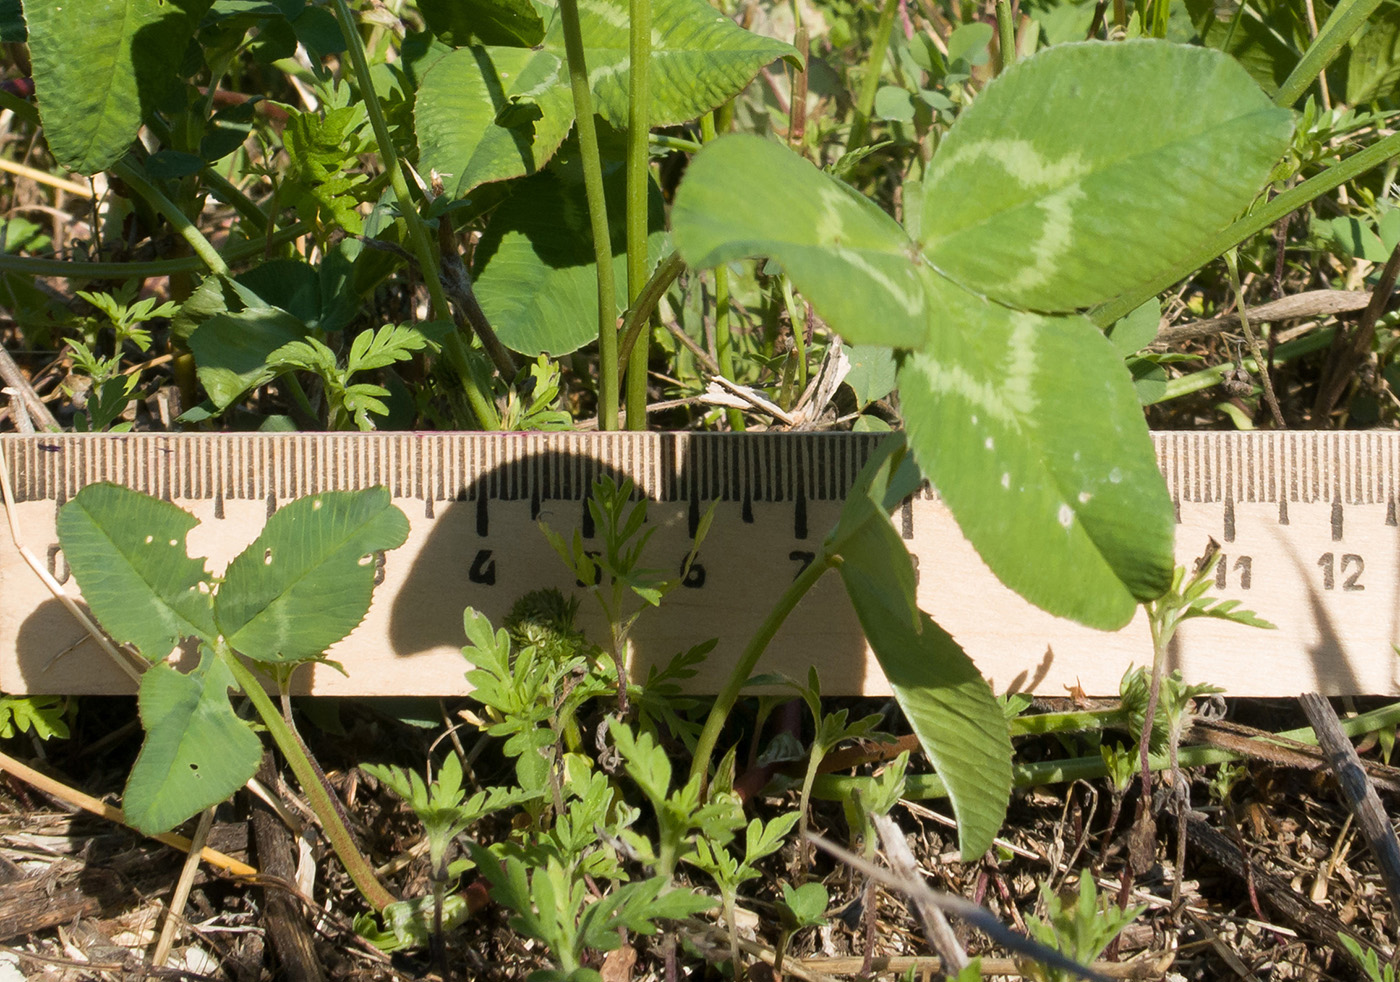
[995,0,1016,73]
[1008,707,1128,736]
[618,251,685,376]
[1275,0,1383,108]
[201,167,270,232]
[222,650,397,912]
[846,0,898,152]
[1155,327,1332,403]
[557,0,619,430]
[649,133,704,154]
[1225,247,1285,426]
[816,699,1400,802]
[690,552,835,789]
[624,0,654,430]
[0,222,311,279]
[1091,130,1400,328]
[110,159,230,277]
[332,0,498,430]
[700,112,744,431]
[780,276,807,399]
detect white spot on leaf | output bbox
[1058,504,1073,528]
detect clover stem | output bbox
[222,649,397,912]
[690,551,834,790]
[557,0,620,429]
[331,0,499,430]
[700,112,744,431]
[109,159,230,277]
[624,0,655,429]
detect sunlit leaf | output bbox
[56,484,216,659]
[123,651,262,833]
[217,489,410,661]
[919,41,1293,312]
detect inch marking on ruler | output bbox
[3,432,1399,698]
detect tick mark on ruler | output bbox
[476,494,489,536]
[1389,496,1397,527]
[1278,498,1289,525]
[1331,498,1343,541]
[1223,498,1235,543]
[265,493,276,518]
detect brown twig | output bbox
[1154,289,1371,346]
[1313,240,1400,422]
[1181,812,1384,973]
[1299,693,1400,929]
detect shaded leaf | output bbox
[836,502,1011,859]
[1349,6,1400,104]
[123,651,262,833]
[56,484,216,659]
[24,0,210,173]
[188,306,309,409]
[472,164,667,355]
[417,0,545,46]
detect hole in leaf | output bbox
[358,554,372,567]
[264,549,273,565]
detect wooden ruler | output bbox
[2,431,1399,698]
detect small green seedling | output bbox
[775,881,829,976]
[541,476,713,713]
[363,753,541,950]
[687,810,801,979]
[1023,876,1142,982]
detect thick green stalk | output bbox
[690,553,835,788]
[995,0,1015,73]
[0,222,311,279]
[846,0,898,151]
[700,112,743,431]
[557,0,620,430]
[110,160,230,277]
[1275,0,1384,107]
[222,650,396,912]
[332,0,498,429]
[625,0,654,430]
[1091,130,1400,328]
